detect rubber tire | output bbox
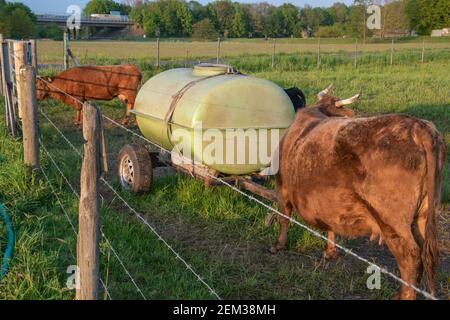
[117,144,152,193]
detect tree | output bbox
[38,23,64,40]
[380,0,409,37]
[279,3,300,36]
[130,4,145,26]
[205,3,221,33]
[188,1,207,21]
[142,2,162,36]
[0,2,36,39]
[192,18,219,40]
[83,0,130,16]
[268,6,283,37]
[300,5,321,33]
[212,0,235,37]
[230,3,248,37]
[406,0,450,35]
[139,0,193,37]
[326,2,349,24]
[177,0,193,35]
[0,8,35,38]
[346,1,372,39]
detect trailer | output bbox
[117,64,300,206]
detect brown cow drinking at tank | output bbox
[271,85,445,300]
[36,64,142,125]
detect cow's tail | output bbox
[420,123,443,297]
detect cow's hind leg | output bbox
[384,228,422,300]
[323,231,338,260]
[120,102,133,125]
[270,200,293,254]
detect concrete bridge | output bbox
[36,13,134,29]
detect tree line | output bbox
[93,0,450,39]
[0,0,448,40]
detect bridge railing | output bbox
[36,14,131,24]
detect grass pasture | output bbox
[36,37,450,65]
[0,44,449,300]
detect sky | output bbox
[11,0,354,14]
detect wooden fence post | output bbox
[271,38,276,68]
[76,102,103,300]
[390,39,394,66]
[354,39,358,68]
[0,34,3,96]
[29,40,38,69]
[64,30,70,70]
[1,41,17,137]
[421,40,425,63]
[216,37,221,64]
[317,38,321,69]
[14,41,26,119]
[19,65,40,170]
[156,37,160,68]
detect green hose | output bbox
[0,204,14,279]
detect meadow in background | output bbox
[1,42,448,299]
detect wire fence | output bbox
[35,73,438,300]
[39,106,222,300]
[2,37,445,300]
[36,38,450,73]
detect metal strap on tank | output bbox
[164,69,241,142]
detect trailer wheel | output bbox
[118,144,152,193]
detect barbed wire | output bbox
[36,73,438,300]
[100,115,439,301]
[40,109,221,300]
[40,138,146,300]
[39,145,113,300]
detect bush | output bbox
[315,24,345,38]
[37,23,63,40]
[192,18,219,41]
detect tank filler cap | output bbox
[193,63,239,76]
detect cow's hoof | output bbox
[322,248,338,260]
[392,291,415,300]
[269,244,284,254]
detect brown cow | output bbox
[36,64,142,124]
[272,86,445,300]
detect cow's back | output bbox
[280,113,429,186]
[52,65,141,101]
[277,112,434,230]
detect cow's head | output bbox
[315,84,360,117]
[35,77,52,100]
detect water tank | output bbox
[132,64,295,175]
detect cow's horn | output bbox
[318,84,333,98]
[336,92,361,107]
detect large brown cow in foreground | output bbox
[273,86,445,300]
[36,64,142,124]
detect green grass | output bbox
[37,37,450,64]
[0,53,449,300]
